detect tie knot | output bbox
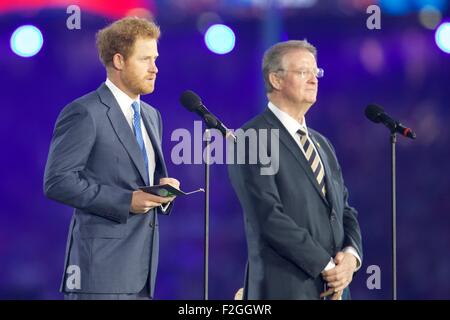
[297,129,307,136]
[131,101,140,114]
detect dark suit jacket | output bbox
[43,83,172,297]
[227,108,363,299]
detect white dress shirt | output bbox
[267,101,361,272]
[268,102,324,173]
[105,78,156,186]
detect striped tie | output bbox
[297,129,327,196]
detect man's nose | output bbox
[305,70,317,83]
[307,75,318,84]
[149,62,158,73]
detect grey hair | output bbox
[262,40,317,93]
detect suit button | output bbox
[149,221,154,228]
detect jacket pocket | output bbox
[79,224,126,239]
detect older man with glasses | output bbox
[228,40,363,300]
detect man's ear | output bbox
[112,53,125,71]
[269,72,282,91]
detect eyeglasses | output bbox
[277,67,324,79]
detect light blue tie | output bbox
[131,101,149,178]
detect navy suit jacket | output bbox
[227,108,363,299]
[44,83,172,297]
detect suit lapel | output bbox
[97,84,149,185]
[262,109,330,208]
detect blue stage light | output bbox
[435,22,450,54]
[204,24,235,55]
[379,0,412,15]
[10,25,44,58]
[414,0,446,11]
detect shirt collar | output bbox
[267,101,308,136]
[105,78,140,111]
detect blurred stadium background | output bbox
[0,0,449,299]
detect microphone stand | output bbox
[365,104,415,300]
[203,128,211,300]
[391,132,397,300]
[199,113,236,300]
[382,117,400,300]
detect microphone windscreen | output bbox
[365,103,384,123]
[180,90,202,112]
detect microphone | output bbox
[180,90,237,142]
[365,104,416,139]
